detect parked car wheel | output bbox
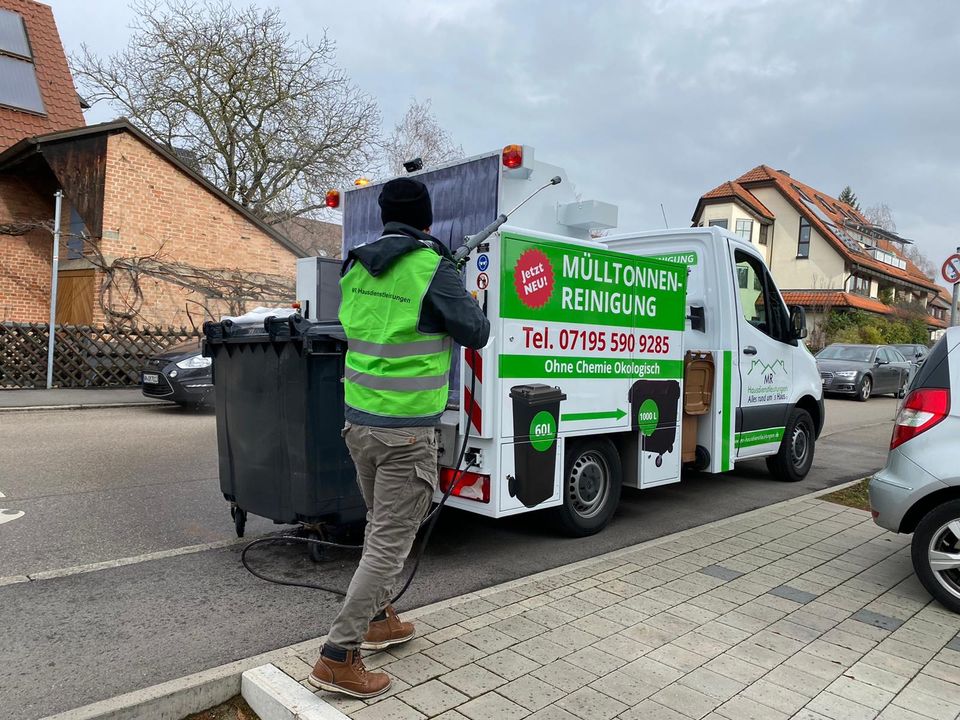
[911,500,960,614]
[857,375,872,402]
[765,408,815,482]
[553,437,621,537]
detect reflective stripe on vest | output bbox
[344,368,448,391]
[347,337,451,359]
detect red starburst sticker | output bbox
[513,248,554,309]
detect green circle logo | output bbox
[637,399,659,436]
[530,410,557,452]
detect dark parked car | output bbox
[816,343,912,401]
[141,340,214,407]
[893,343,929,370]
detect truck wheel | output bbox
[857,375,872,402]
[911,501,960,614]
[765,408,815,482]
[553,437,621,537]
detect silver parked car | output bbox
[816,343,912,401]
[869,328,960,612]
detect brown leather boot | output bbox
[308,647,391,698]
[361,605,416,650]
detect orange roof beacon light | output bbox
[325,189,340,208]
[502,144,523,169]
[354,177,371,187]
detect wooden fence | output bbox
[0,322,201,389]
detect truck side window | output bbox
[735,250,790,343]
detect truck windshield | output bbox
[818,346,874,362]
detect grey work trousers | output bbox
[325,422,438,649]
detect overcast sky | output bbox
[48,0,959,289]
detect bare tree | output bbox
[864,202,937,277]
[72,0,380,222]
[382,99,464,176]
[863,202,897,232]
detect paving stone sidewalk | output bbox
[276,497,960,720]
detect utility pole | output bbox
[45,190,63,389]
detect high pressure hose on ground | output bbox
[240,175,563,602]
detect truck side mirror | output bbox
[789,305,807,339]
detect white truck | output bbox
[299,145,824,536]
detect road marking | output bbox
[0,535,259,585]
[0,489,24,526]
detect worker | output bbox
[309,177,490,698]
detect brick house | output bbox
[1,0,308,330]
[0,0,84,322]
[692,166,945,346]
[1,120,307,327]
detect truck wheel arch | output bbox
[795,394,824,438]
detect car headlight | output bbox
[176,355,212,370]
[833,370,858,379]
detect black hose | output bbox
[239,371,479,604]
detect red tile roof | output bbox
[0,0,84,152]
[696,164,940,294]
[701,180,774,221]
[782,290,894,315]
[782,289,945,328]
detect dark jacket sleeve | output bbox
[420,258,491,350]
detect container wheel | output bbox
[765,408,815,482]
[308,530,327,563]
[234,508,246,537]
[553,437,621,537]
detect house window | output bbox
[735,219,753,241]
[708,219,728,229]
[797,218,811,258]
[0,9,45,114]
[758,224,768,245]
[791,184,813,204]
[851,276,870,296]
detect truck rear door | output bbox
[729,244,795,457]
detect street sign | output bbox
[943,253,960,285]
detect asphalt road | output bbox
[0,397,900,719]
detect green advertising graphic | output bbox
[529,411,557,452]
[500,233,687,331]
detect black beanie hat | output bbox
[378,178,433,230]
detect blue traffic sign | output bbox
[477,254,489,272]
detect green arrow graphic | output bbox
[561,409,627,422]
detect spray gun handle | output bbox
[454,213,508,265]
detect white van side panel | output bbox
[603,229,739,473]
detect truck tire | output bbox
[765,408,815,483]
[553,437,621,537]
[910,500,960,614]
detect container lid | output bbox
[509,383,567,403]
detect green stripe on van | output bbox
[722,350,732,471]
[735,426,785,449]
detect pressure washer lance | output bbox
[241,177,563,601]
[452,175,562,267]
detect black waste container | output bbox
[629,379,681,456]
[204,316,365,530]
[508,384,566,508]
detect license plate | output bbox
[143,373,160,384]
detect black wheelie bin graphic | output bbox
[508,384,566,507]
[629,379,681,466]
